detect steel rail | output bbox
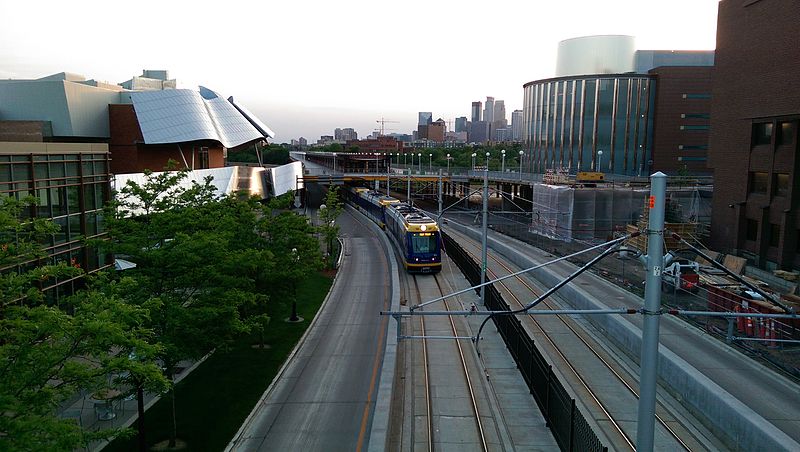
[452,229,694,451]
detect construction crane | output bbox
[376,117,400,136]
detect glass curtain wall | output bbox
[0,148,111,299]
[523,74,655,176]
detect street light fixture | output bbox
[418,153,422,173]
[501,149,506,173]
[446,153,451,174]
[471,152,477,170]
[429,153,432,172]
[519,150,524,180]
[597,150,603,172]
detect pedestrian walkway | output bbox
[58,356,208,451]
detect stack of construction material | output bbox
[625,198,698,252]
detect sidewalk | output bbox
[59,356,209,451]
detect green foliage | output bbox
[104,271,333,452]
[103,167,322,445]
[0,197,166,451]
[318,187,343,268]
[227,143,289,165]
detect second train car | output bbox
[345,187,442,273]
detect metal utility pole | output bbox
[636,171,667,452]
[437,169,443,218]
[480,152,490,305]
[407,167,411,204]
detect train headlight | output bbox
[420,225,427,231]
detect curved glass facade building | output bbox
[523,74,656,176]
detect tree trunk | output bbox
[137,384,146,452]
[169,372,178,448]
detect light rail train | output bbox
[344,187,442,273]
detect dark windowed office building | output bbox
[708,0,800,271]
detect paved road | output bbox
[227,209,392,451]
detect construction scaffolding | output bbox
[530,184,651,243]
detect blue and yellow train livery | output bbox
[345,187,442,274]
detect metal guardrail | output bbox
[442,231,607,452]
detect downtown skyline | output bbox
[0,0,719,142]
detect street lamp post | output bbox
[597,150,603,172]
[429,153,432,172]
[471,152,476,171]
[289,248,300,322]
[446,153,451,174]
[418,153,422,173]
[501,149,506,173]
[518,150,524,180]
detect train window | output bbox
[411,233,438,254]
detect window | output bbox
[775,173,790,197]
[778,121,794,146]
[198,147,210,170]
[769,223,780,247]
[752,122,773,146]
[746,219,758,241]
[682,93,711,99]
[749,172,768,194]
[411,233,438,254]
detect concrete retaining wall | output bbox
[446,220,798,451]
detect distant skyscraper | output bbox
[493,100,506,125]
[483,97,495,125]
[455,117,468,133]
[511,109,523,141]
[334,127,357,141]
[491,99,508,140]
[418,112,433,126]
[468,121,488,144]
[471,101,482,122]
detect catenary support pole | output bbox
[438,169,443,218]
[407,167,411,204]
[636,171,667,452]
[480,152,490,305]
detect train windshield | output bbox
[411,232,438,254]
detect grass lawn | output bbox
[104,271,334,452]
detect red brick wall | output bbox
[109,104,225,174]
[648,66,713,175]
[709,0,800,269]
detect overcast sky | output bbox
[0,0,719,143]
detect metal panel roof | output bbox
[130,87,272,148]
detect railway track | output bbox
[410,273,490,452]
[446,228,707,451]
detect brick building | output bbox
[708,0,800,270]
[648,66,713,174]
[109,104,225,174]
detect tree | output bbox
[105,170,262,449]
[0,196,167,451]
[318,186,343,269]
